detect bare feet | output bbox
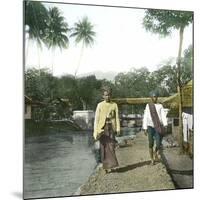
[154,152,161,162]
[105,169,112,173]
[150,159,155,165]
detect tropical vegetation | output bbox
[25,44,192,120]
[143,9,193,151]
[24,2,193,152]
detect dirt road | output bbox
[77,132,175,195]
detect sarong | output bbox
[99,122,119,169]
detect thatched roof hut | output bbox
[162,80,193,116]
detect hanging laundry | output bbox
[182,112,193,142]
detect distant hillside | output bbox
[78,70,118,81]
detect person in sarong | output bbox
[142,91,168,165]
[93,86,120,172]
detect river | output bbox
[24,127,140,199]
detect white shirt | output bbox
[142,103,168,130]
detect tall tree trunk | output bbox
[51,47,55,76]
[37,43,41,76]
[176,26,184,153]
[25,37,30,69]
[74,42,84,78]
[50,48,55,100]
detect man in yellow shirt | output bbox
[93,86,120,171]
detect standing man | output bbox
[93,86,120,172]
[143,91,168,165]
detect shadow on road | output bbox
[169,169,193,175]
[111,160,151,173]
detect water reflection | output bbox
[24,131,96,199]
[24,128,140,199]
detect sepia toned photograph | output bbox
[24,1,193,199]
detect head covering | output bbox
[149,90,159,97]
[102,85,112,95]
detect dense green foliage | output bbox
[25,1,49,46]
[25,43,192,119]
[181,45,193,85]
[25,69,102,120]
[143,10,193,36]
[25,3,192,120]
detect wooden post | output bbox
[176,26,184,153]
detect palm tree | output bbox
[44,7,69,100]
[44,7,70,75]
[70,16,96,77]
[25,1,48,69]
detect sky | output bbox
[25,2,193,77]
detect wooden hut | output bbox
[25,96,44,120]
[25,96,32,119]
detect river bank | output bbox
[77,131,175,196]
[24,130,97,199]
[25,119,82,136]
